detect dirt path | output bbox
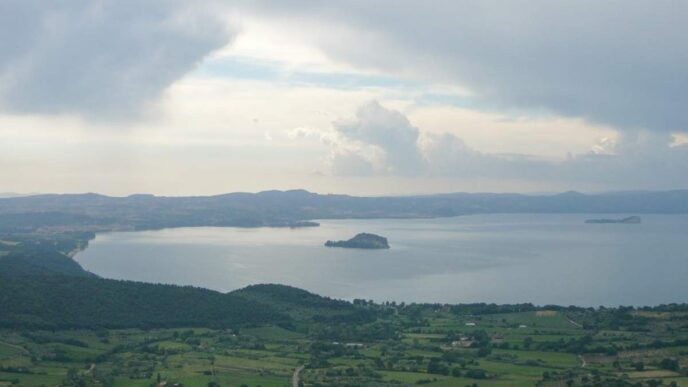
[0,340,29,356]
[292,365,304,387]
[566,315,583,328]
[579,354,587,368]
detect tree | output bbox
[523,337,533,349]
[427,358,449,375]
[659,358,679,371]
[464,369,487,379]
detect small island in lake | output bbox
[288,221,320,228]
[585,216,642,224]
[325,233,390,249]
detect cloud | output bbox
[239,1,688,134]
[420,133,487,176]
[0,0,234,119]
[331,100,424,175]
[312,101,688,189]
[329,149,376,176]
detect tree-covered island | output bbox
[325,233,390,249]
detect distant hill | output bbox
[0,192,39,198]
[0,189,686,232]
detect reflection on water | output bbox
[75,214,688,306]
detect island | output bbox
[325,233,390,249]
[288,221,320,228]
[585,216,642,224]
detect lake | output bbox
[74,214,688,306]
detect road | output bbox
[292,365,304,387]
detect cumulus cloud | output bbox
[312,101,688,189]
[331,101,425,175]
[0,0,234,119]
[420,133,490,176]
[329,149,376,177]
[239,0,688,134]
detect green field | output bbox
[1,306,687,387]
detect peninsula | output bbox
[325,233,390,249]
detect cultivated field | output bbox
[1,305,687,386]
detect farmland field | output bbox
[2,305,687,386]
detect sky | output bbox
[0,0,687,196]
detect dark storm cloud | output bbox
[0,0,234,119]
[242,0,688,133]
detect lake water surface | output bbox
[74,214,688,306]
